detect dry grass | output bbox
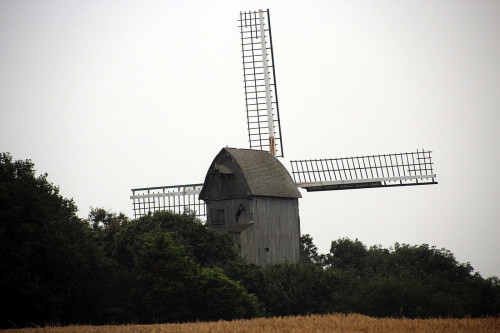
[3,314,499,333]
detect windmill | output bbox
[130,9,437,231]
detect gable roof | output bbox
[199,147,301,200]
[226,148,301,198]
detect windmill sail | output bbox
[129,11,438,219]
[290,150,437,191]
[130,184,205,219]
[239,9,284,157]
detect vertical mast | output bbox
[239,9,283,157]
[258,10,276,156]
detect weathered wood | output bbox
[252,197,300,264]
[201,148,301,266]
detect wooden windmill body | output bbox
[130,9,437,266]
[199,147,301,265]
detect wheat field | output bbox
[3,314,499,333]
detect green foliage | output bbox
[133,232,191,322]
[2,152,498,327]
[258,262,335,316]
[300,234,325,265]
[0,153,103,327]
[138,211,239,268]
[325,237,369,274]
[89,210,259,324]
[325,239,499,318]
[0,154,258,327]
[194,267,259,321]
[352,243,477,317]
[232,236,500,319]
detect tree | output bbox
[194,267,259,321]
[0,153,102,328]
[143,211,240,268]
[300,234,325,265]
[258,262,329,316]
[324,238,368,274]
[92,209,259,323]
[133,231,201,322]
[2,151,497,325]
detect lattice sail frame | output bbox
[239,9,284,157]
[130,184,205,219]
[129,11,439,218]
[290,150,437,191]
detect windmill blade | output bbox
[239,9,284,157]
[290,150,437,191]
[130,183,205,219]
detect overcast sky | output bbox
[1,0,499,278]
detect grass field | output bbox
[3,314,499,333]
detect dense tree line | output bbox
[294,236,500,318]
[1,153,499,328]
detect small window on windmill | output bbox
[213,163,234,196]
[211,208,225,225]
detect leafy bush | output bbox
[1,153,498,327]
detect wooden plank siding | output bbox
[207,198,254,231]
[252,196,300,265]
[239,225,257,263]
[201,148,301,266]
[206,196,300,266]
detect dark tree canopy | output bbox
[93,211,258,323]
[0,153,102,327]
[0,154,258,328]
[258,235,499,318]
[1,152,498,328]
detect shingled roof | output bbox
[199,147,301,200]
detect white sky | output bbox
[1,0,499,278]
